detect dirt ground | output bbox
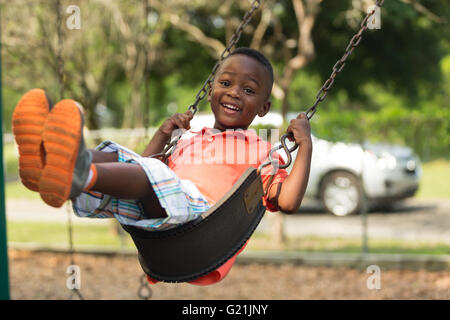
[7,249,449,300]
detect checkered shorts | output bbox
[71,141,211,231]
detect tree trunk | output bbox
[124,81,144,129]
[270,211,286,248]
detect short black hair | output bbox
[226,47,274,92]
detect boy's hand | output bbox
[158,111,193,138]
[287,112,312,146]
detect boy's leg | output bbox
[87,149,166,218]
[38,99,167,218]
[13,92,170,221]
[92,162,167,219]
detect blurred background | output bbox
[0,0,449,299]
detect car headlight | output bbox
[365,150,397,170]
[406,159,416,171]
[377,152,397,170]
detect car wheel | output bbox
[319,171,363,216]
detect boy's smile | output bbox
[208,54,271,131]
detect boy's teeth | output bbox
[223,104,239,111]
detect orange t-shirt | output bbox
[147,127,288,286]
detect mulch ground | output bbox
[7,249,449,300]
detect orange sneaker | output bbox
[39,100,92,208]
[12,89,54,192]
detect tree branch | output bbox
[400,0,446,24]
[250,6,272,50]
[152,0,225,58]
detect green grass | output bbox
[249,233,450,255]
[5,180,40,200]
[4,143,19,178]
[4,141,40,198]
[6,221,449,255]
[416,159,450,198]
[7,221,134,248]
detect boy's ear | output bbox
[258,100,271,117]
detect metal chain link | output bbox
[137,274,153,300]
[304,0,384,120]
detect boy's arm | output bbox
[141,111,193,157]
[141,130,171,157]
[267,113,312,213]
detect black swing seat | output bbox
[121,167,266,283]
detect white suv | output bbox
[286,134,422,216]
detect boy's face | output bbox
[208,54,271,131]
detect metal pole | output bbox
[0,4,11,300]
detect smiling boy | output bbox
[12,47,312,285]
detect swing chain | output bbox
[68,286,84,300]
[257,133,298,184]
[137,274,153,300]
[148,134,182,163]
[304,0,384,120]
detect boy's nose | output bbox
[226,86,240,98]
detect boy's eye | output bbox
[220,80,231,87]
[244,88,255,94]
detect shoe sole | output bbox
[39,100,83,208]
[12,89,52,192]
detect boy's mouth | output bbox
[221,103,241,114]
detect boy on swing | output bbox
[12,47,312,285]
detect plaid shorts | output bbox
[71,141,211,231]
